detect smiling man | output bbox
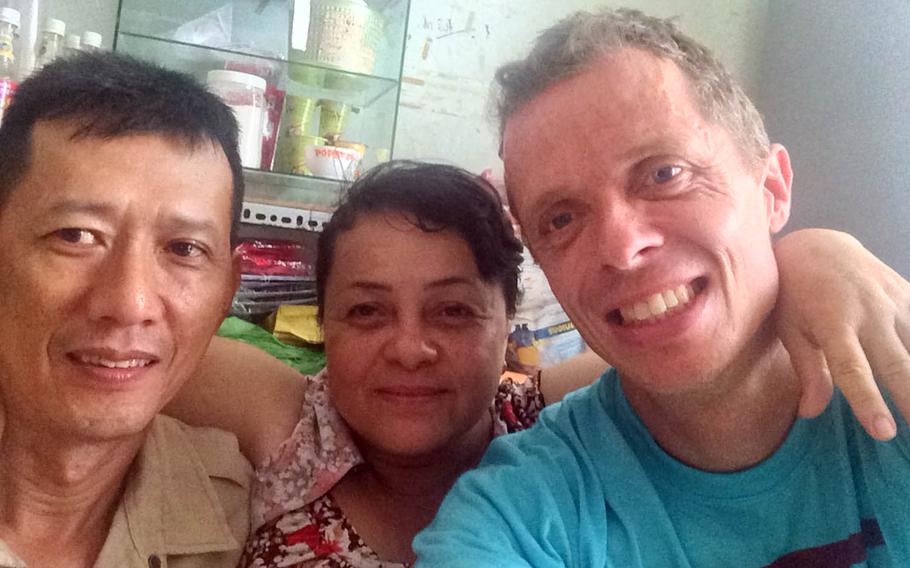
[414,9,910,567]
[0,53,249,567]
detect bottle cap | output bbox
[64,34,81,49]
[43,18,65,37]
[0,7,20,29]
[81,31,102,49]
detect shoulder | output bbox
[147,416,252,550]
[155,415,252,489]
[250,370,363,531]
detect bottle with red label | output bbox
[0,7,19,129]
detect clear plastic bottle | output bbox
[62,32,79,57]
[0,7,19,79]
[80,30,101,52]
[34,17,63,69]
[0,7,20,128]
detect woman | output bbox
[169,161,910,567]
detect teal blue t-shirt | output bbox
[414,368,910,567]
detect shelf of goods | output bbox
[114,0,411,233]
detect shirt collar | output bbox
[116,416,241,557]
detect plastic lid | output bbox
[43,18,65,36]
[206,69,267,92]
[64,34,81,49]
[0,7,20,28]
[81,30,102,48]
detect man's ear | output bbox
[225,248,242,315]
[762,143,793,235]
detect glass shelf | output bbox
[243,168,345,211]
[115,32,400,108]
[116,0,410,81]
[116,0,409,225]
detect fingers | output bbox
[821,331,895,441]
[780,328,833,418]
[864,321,910,431]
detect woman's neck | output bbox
[360,407,493,504]
[332,408,494,564]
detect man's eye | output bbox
[54,228,95,245]
[168,241,204,258]
[653,165,683,184]
[549,212,574,231]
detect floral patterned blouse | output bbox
[241,369,545,568]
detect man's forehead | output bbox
[503,50,693,145]
[30,119,223,162]
[500,50,717,219]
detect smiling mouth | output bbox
[70,353,155,369]
[610,277,707,326]
[377,386,447,398]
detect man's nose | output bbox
[85,244,164,326]
[594,200,664,271]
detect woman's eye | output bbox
[168,241,204,258]
[441,304,473,318]
[54,228,96,245]
[653,165,683,184]
[348,304,379,319]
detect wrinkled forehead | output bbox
[501,51,702,215]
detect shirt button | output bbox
[148,554,162,568]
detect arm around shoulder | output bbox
[540,349,609,404]
[165,336,309,467]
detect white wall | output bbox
[755,1,910,277]
[394,0,770,174]
[35,1,772,177]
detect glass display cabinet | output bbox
[114,0,410,233]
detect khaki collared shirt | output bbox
[0,415,252,568]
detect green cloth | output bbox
[217,316,325,375]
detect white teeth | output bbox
[647,293,668,316]
[76,354,151,369]
[620,306,636,323]
[633,302,651,321]
[619,283,698,325]
[675,284,690,304]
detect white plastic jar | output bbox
[206,69,267,169]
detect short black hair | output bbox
[317,160,524,320]
[0,51,244,245]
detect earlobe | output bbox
[762,143,793,234]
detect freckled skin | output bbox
[503,49,790,397]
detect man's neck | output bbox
[0,421,144,567]
[623,336,801,472]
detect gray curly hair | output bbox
[495,8,769,167]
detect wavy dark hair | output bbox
[317,160,524,320]
[0,51,244,244]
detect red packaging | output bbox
[237,239,315,278]
[0,78,16,129]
